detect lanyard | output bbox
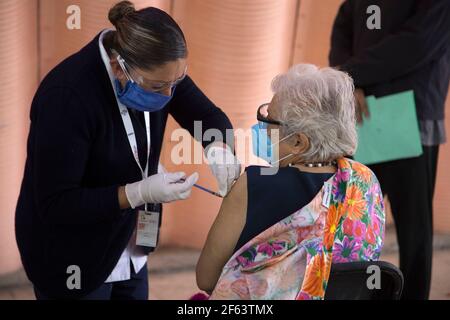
[117,103,151,181]
[98,30,151,210]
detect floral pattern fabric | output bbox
[209,158,385,300]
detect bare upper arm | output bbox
[196,172,248,292]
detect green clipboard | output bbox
[353,90,423,165]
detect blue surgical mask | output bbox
[114,79,174,112]
[251,122,294,165]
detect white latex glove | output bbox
[125,171,199,209]
[206,144,241,197]
[157,162,166,174]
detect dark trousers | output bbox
[369,146,439,300]
[34,263,149,300]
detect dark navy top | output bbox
[234,166,334,253]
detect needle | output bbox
[178,178,223,198]
[192,183,223,198]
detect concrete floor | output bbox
[1,229,449,300]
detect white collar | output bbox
[98,29,119,96]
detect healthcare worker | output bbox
[15,1,240,300]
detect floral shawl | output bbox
[209,158,385,300]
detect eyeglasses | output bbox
[257,103,283,126]
[116,54,187,93]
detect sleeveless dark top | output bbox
[233,165,334,253]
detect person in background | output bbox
[196,64,385,300]
[329,0,450,299]
[15,1,240,300]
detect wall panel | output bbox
[0,0,39,275]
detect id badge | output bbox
[136,210,160,248]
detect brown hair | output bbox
[106,1,187,70]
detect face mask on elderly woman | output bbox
[251,122,295,165]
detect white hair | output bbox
[271,64,357,162]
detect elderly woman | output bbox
[196,64,385,300]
